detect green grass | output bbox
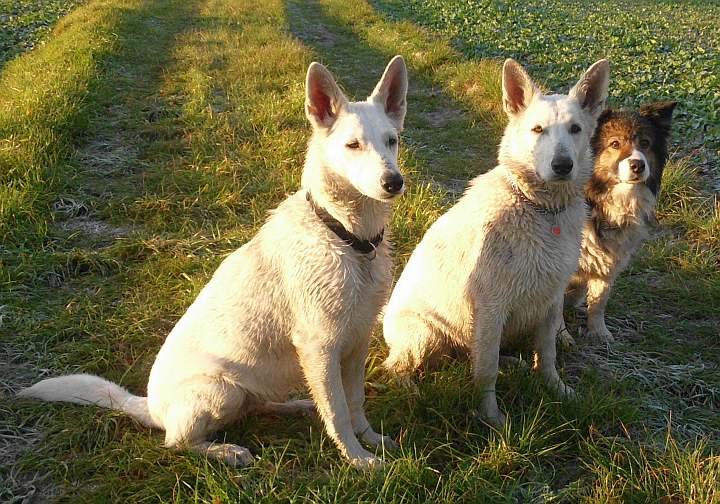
[1,0,718,502]
[373,0,720,162]
[0,0,83,65]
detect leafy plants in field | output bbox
[0,0,82,65]
[375,0,720,161]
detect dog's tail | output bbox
[17,374,159,428]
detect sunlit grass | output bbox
[2,0,718,501]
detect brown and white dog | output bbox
[565,101,676,342]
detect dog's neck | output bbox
[588,173,656,228]
[502,161,585,210]
[302,141,389,241]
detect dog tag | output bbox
[551,226,561,236]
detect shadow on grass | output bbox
[283,0,500,186]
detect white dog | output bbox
[19,56,408,469]
[383,58,609,426]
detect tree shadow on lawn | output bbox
[3,0,210,501]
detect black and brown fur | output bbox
[565,101,676,342]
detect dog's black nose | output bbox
[629,159,645,174]
[381,172,404,194]
[551,157,574,176]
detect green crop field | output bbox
[374,0,720,189]
[0,0,83,64]
[1,0,718,502]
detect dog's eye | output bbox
[531,125,543,134]
[639,139,650,149]
[610,140,621,150]
[346,140,361,150]
[570,124,582,134]
[388,136,398,147]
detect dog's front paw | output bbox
[473,405,507,429]
[361,430,398,451]
[483,410,507,429]
[557,381,578,400]
[349,451,384,471]
[584,325,614,343]
[558,328,576,349]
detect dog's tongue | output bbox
[551,226,561,236]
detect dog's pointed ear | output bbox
[569,59,609,119]
[370,55,408,131]
[305,62,348,130]
[640,101,677,133]
[502,59,539,117]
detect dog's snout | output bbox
[551,156,574,176]
[381,172,404,195]
[629,159,645,174]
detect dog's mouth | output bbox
[549,174,572,182]
[378,186,405,200]
[379,191,403,201]
[621,175,647,184]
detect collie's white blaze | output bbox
[618,148,649,183]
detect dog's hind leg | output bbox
[382,311,440,378]
[253,399,316,417]
[162,378,254,467]
[342,337,397,451]
[534,300,576,400]
[564,275,587,309]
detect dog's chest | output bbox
[510,208,582,281]
[331,246,393,341]
[582,185,655,273]
[479,206,583,337]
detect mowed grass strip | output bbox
[2,0,718,502]
[0,0,176,247]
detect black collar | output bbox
[306,191,384,256]
[506,177,567,216]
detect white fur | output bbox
[18,56,409,470]
[383,59,609,426]
[617,149,649,183]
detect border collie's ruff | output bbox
[383,59,609,426]
[19,56,409,469]
[566,101,676,342]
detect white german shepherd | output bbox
[383,58,609,426]
[19,56,408,469]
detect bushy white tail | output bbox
[17,374,159,428]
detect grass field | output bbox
[1,0,718,502]
[0,0,84,65]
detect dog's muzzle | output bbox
[619,150,649,183]
[550,155,573,180]
[381,172,404,196]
